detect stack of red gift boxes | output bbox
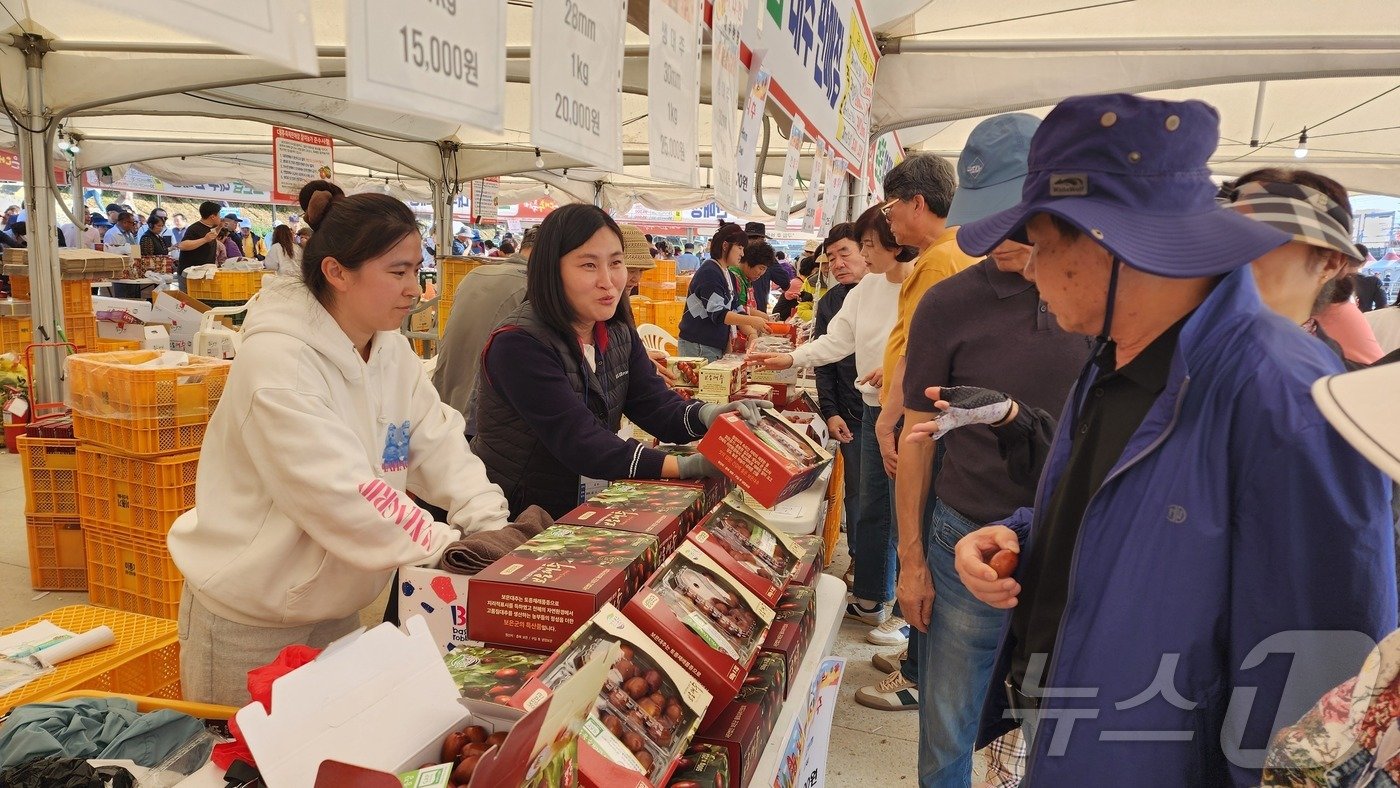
[457,450,830,787]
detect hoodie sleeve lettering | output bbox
[403,357,511,535]
[242,386,452,571]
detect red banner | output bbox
[0,149,70,185]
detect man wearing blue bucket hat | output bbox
[946,93,1396,785]
[887,113,1091,786]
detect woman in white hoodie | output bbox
[168,180,511,706]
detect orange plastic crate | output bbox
[76,447,198,536]
[67,351,231,456]
[439,256,484,306]
[0,605,179,714]
[18,436,79,515]
[26,514,86,591]
[185,270,262,301]
[94,338,142,352]
[64,312,98,350]
[7,277,94,314]
[629,296,654,325]
[0,315,31,355]
[83,523,183,620]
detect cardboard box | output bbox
[149,289,222,353]
[697,411,833,508]
[729,383,774,405]
[556,480,711,556]
[697,356,745,400]
[234,617,594,788]
[515,605,712,788]
[666,357,709,389]
[468,525,660,651]
[692,652,787,788]
[397,566,473,656]
[687,502,805,607]
[664,743,731,788]
[759,585,816,697]
[444,642,550,706]
[789,534,826,587]
[623,543,775,728]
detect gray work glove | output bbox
[699,399,776,428]
[677,452,726,479]
[923,386,1013,441]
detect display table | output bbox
[735,461,834,536]
[749,573,844,787]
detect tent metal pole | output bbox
[886,35,1400,54]
[15,34,65,406]
[1249,82,1268,147]
[70,161,84,230]
[433,181,453,258]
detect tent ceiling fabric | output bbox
[2,0,1400,204]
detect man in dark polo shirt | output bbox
[883,114,1089,784]
[174,201,224,290]
[946,93,1394,785]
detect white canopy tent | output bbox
[3,0,1399,400]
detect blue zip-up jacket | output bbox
[978,266,1396,786]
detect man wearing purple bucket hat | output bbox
[948,93,1396,785]
[892,112,1091,787]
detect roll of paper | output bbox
[31,625,115,668]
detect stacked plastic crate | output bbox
[18,417,84,591]
[4,248,123,350]
[67,350,232,619]
[436,256,486,337]
[640,259,682,336]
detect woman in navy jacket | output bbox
[678,222,771,361]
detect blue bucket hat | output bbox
[957,93,1290,278]
[946,113,1040,227]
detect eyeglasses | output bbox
[878,197,900,218]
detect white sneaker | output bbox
[867,616,910,647]
[843,595,889,626]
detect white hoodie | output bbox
[167,277,510,628]
[787,272,901,406]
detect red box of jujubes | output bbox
[692,651,787,788]
[556,481,711,555]
[622,543,775,729]
[468,525,660,652]
[513,605,711,788]
[686,501,805,607]
[759,584,816,698]
[696,411,833,508]
[789,534,826,587]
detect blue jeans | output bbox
[854,404,896,604]
[918,498,1011,788]
[856,405,921,682]
[678,339,722,362]
[837,418,862,547]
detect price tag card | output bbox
[648,0,704,186]
[775,117,805,229]
[532,0,628,172]
[84,0,318,75]
[347,0,505,132]
[734,66,772,215]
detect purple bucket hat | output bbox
[956,93,1290,278]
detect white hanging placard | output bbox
[648,0,704,186]
[775,118,806,230]
[346,0,505,132]
[531,0,628,172]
